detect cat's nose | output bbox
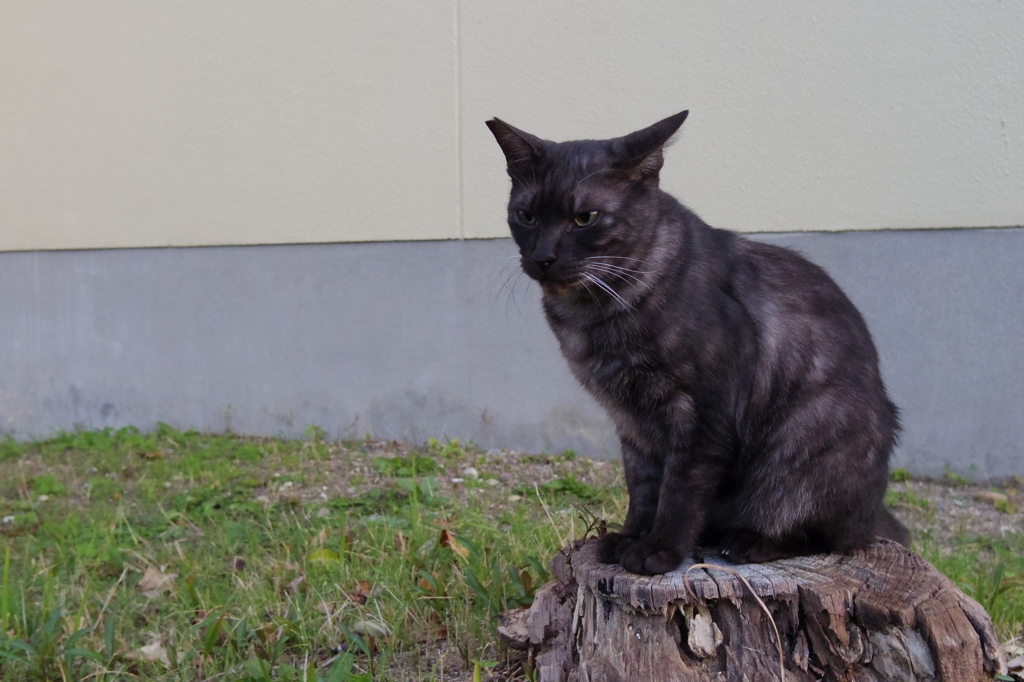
[533,253,557,268]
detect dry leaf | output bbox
[416,624,449,644]
[125,638,170,666]
[138,567,177,599]
[976,491,1009,505]
[519,569,533,595]
[348,580,374,604]
[286,574,306,595]
[439,529,469,559]
[350,619,390,638]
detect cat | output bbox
[486,110,910,575]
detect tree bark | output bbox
[499,538,1007,682]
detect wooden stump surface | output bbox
[500,538,1007,682]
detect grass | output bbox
[0,427,620,681]
[916,529,1024,645]
[0,427,1020,680]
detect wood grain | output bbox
[500,538,1007,682]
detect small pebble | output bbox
[462,467,480,480]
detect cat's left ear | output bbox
[614,110,689,180]
[486,118,547,181]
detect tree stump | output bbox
[499,538,1007,682]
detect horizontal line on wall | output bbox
[1,224,1023,255]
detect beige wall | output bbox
[2,2,1022,251]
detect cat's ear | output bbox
[614,110,689,180]
[486,118,546,181]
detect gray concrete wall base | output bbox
[1,230,1021,479]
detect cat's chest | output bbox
[550,318,675,408]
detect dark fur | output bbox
[486,111,909,575]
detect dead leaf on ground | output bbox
[976,491,1009,505]
[286,574,306,595]
[519,569,533,595]
[138,567,177,599]
[347,580,377,604]
[125,638,171,667]
[439,529,469,559]
[416,623,449,644]
[350,619,390,638]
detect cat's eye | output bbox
[517,210,537,225]
[574,211,599,227]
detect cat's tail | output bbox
[875,508,910,547]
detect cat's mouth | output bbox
[540,277,588,296]
[520,259,588,291]
[523,259,641,308]
[533,268,635,309]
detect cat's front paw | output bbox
[597,531,637,564]
[717,529,788,564]
[619,537,684,575]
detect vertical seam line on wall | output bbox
[454,0,464,239]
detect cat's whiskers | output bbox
[587,255,654,268]
[493,260,519,298]
[492,258,532,318]
[588,264,650,275]
[505,270,531,317]
[578,276,602,308]
[582,272,634,311]
[585,257,653,275]
[587,260,654,280]
[587,263,645,287]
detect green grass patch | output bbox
[917,533,1024,642]
[0,428,616,680]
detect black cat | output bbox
[487,110,909,575]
